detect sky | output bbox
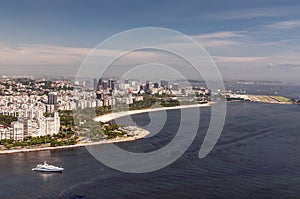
[0,0,300,81]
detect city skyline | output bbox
[0,76,209,142]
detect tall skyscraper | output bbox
[93,78,98,90]
[48,92,58,112]
[145,81,153,94]
[48,92,58,105]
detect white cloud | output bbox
[190,31,244,48]
[0,43,163,67]
[205,6,300,20]
[192,31,245,40]
[201,40,241,48]
[265,20,300,29]
[213,56,267,63]
[0,44,91,66]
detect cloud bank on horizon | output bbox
[0,0,299,81]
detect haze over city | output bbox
[1,0,300,81]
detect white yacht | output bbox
[32,161,64,172]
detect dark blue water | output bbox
[0,86,300,198]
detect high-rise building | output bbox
[171,83,179,91]
[108,79,116,90]
[161,80,169,88]
[93,78,98,90]
[98,78,103,86]
[102,80,108,90]
[97,78,103,90]
[37,119,46,136]
[53,112,60,134]
[11,121,23,141]
[45,118,55,136]
[23,118,32,137]
[43,112,60,136]
[145,81,153,94]
[140,85,146,92]
[48,92,58,112]
[48,92,58,105]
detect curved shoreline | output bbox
[0,126,150,155]
[94,102,212,123]
[0,102,211,155]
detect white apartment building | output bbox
[11,121,24,141]
[0,111,60,141]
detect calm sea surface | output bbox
[0,84,299,199]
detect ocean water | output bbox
[0,85,299,198]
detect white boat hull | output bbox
[32,168,64,172]
[32,161,64,172]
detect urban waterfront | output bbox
[2,1,300,198]
[0,98,299,198]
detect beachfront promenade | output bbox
[94,103,212,123]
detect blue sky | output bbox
[0,0,300,80]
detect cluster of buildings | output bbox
[0,77,93,141]
[90,78,210,106]
[0,92,61,141]
[0,77,211,141]
[72,78,211,109]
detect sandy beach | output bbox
[94,102,212,123]
[0,102,211,155]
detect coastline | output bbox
[94,102,212,123]
[0,126,150,155]
[0,102,212,155]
